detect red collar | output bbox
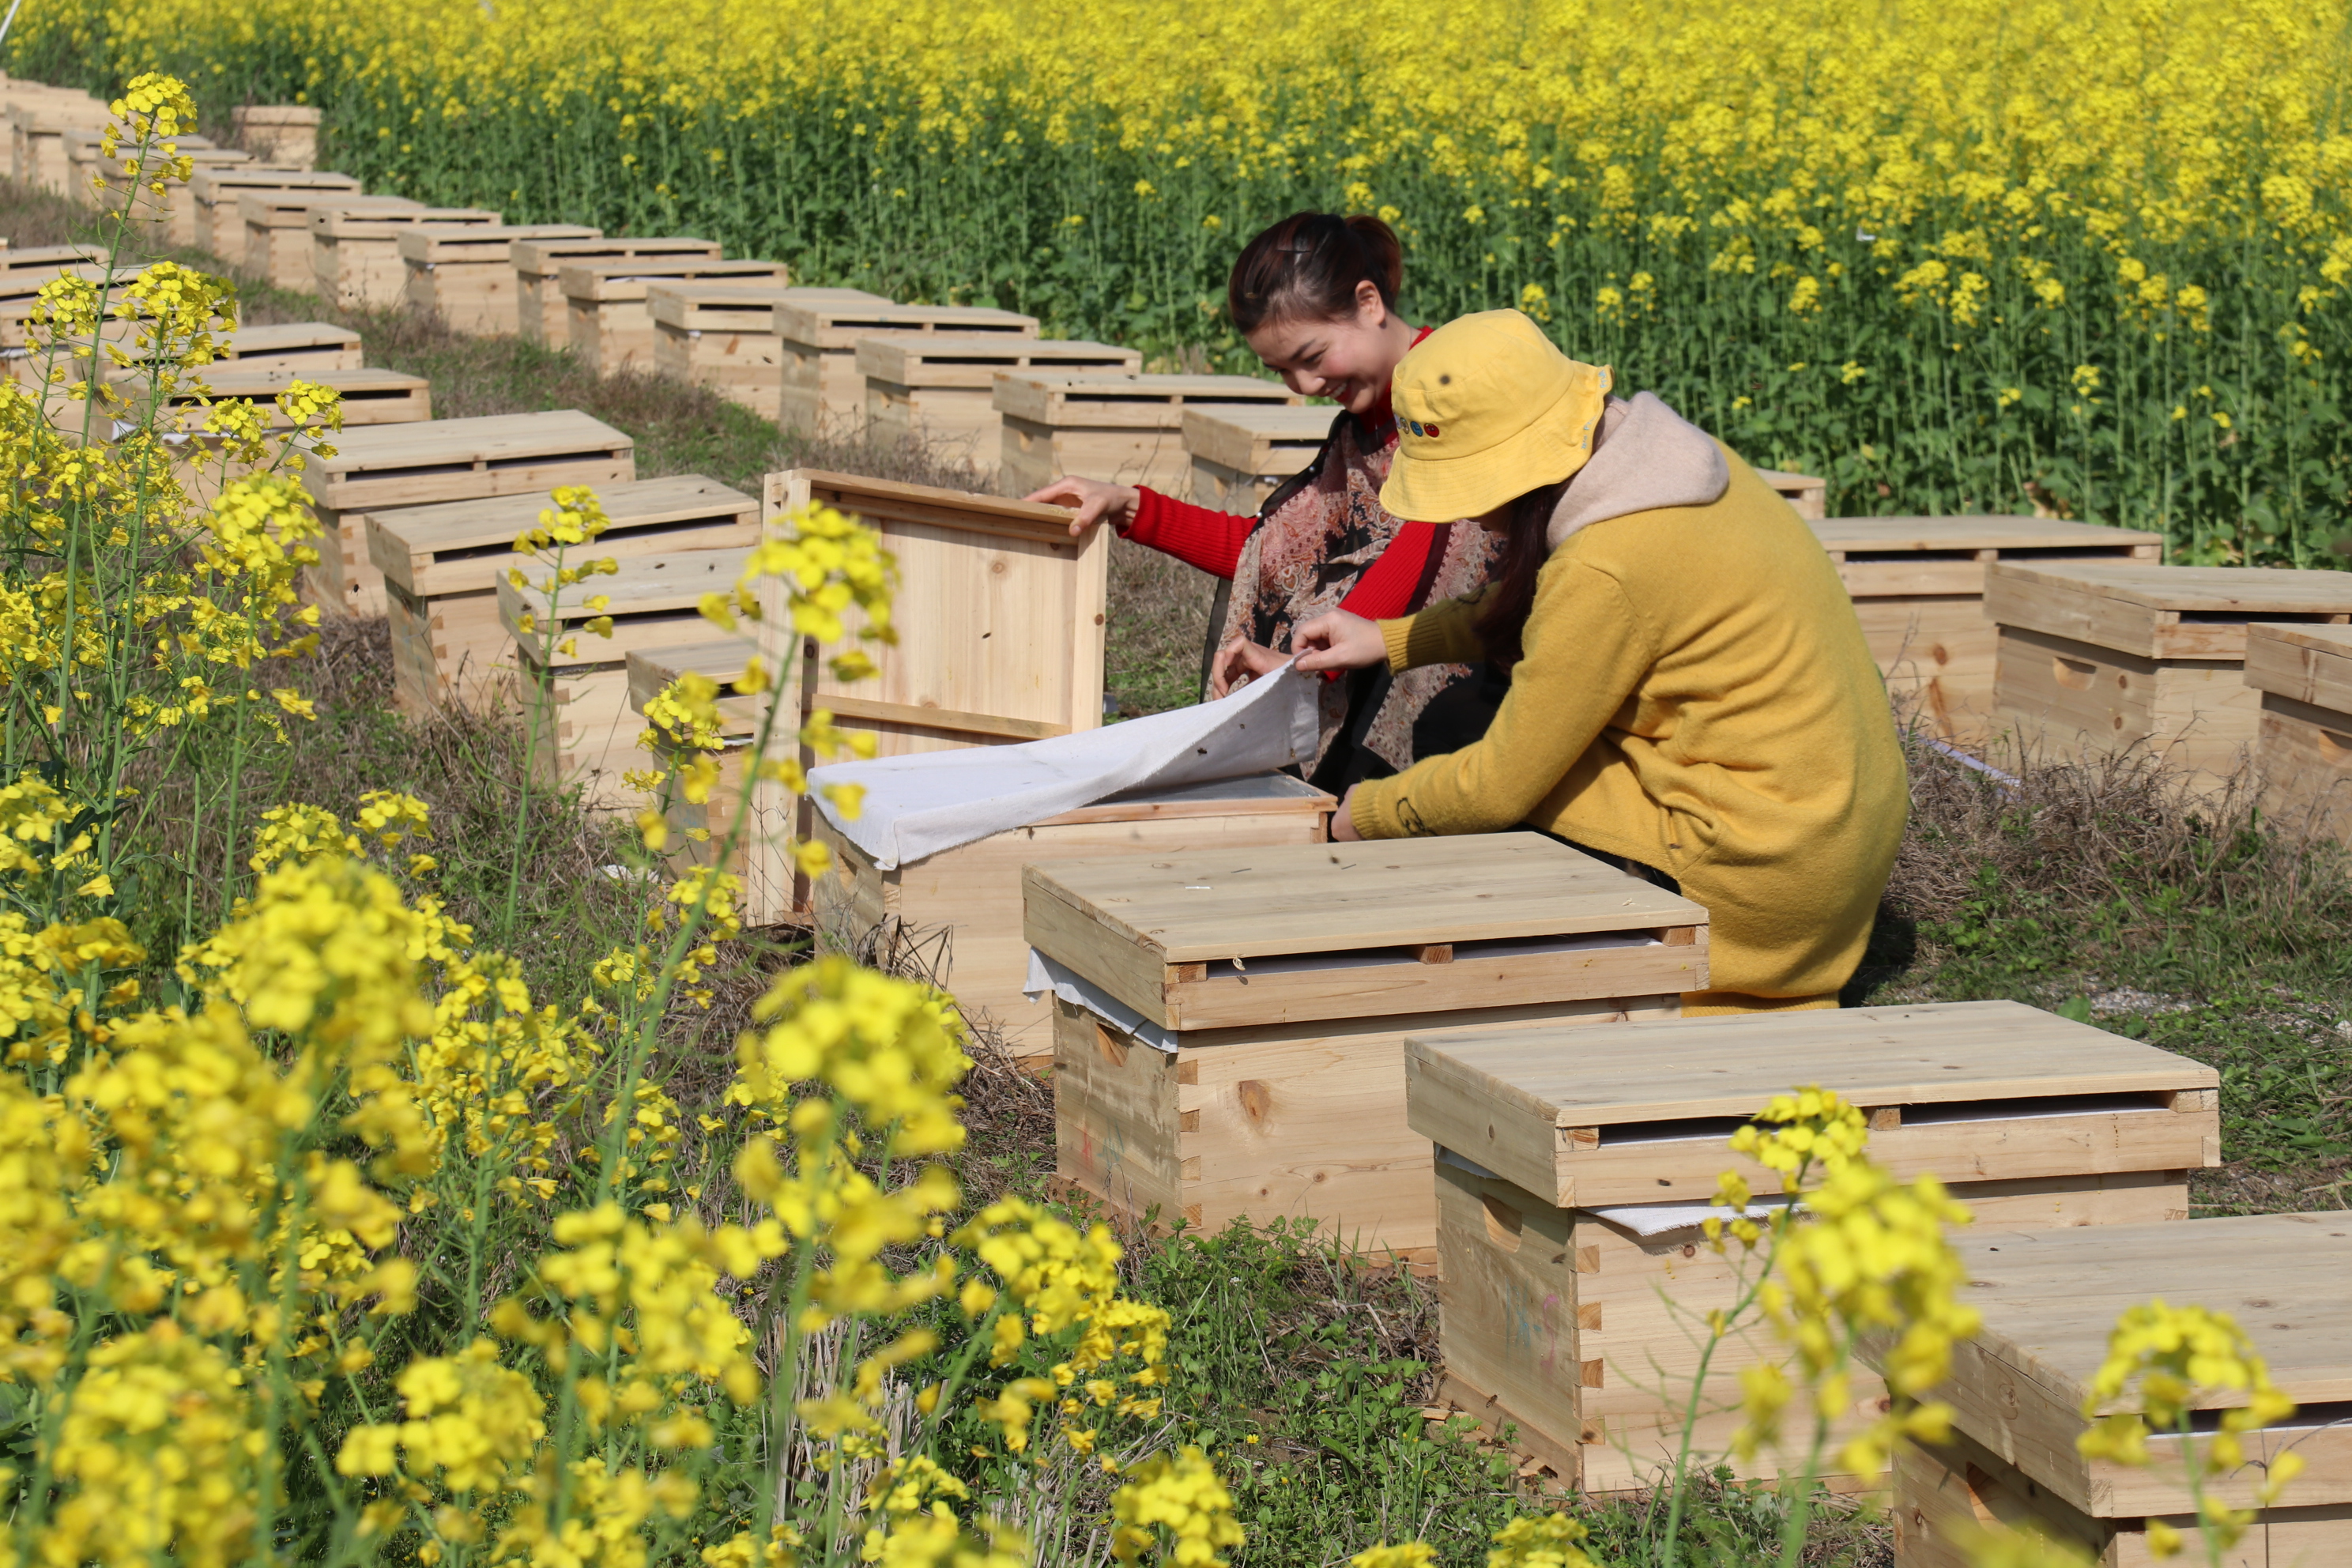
[1363,324,1435,438]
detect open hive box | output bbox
[239,192,423,292]
[1988,561,2352,787]
[856,336,1138,471]
[1812,516,2165,742]
[1882,1212,2351,1566]
[994,372,1304,496]
[400,225,601,336]
[558,258,786,377]
[1184,405,1335,511]
[1406,1001,2222,1494]
[374,475,758,716]
[649,284,887,419]
[1037,833,1708,1268]
[187,167,359,258]
[311,205,500,309]
[511,236,721,348]
[300,411,636,617]
[2245,621,2352,846]
[776,300,1035,436]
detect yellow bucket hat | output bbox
[1379,309,1614,522]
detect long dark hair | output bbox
[1472,480,1571,667]
[1227,212,1404,333]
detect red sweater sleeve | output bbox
[1337,523,1439,620]
[1120,488,1255,579]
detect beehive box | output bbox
[559,258,787,377]
[744,469,1105,925]
[0,243,106,279]
[187,167,360,258]
[1813,517,2165,741]
[858,337,1139,471]
[214,322,365,373]
[241,192,424,292]
[231,105,320,170]
[90,146,254,247]
[300,411,636,617]
[139,366,432,503]
[373,476,757,716]
[511,236,722,348]
[499,548,751,809]
[65,126,216,206]
[312,205,501,309]
[1988,563,2352,786]
[996,373,1306,497]
[1037,834,1708,1265]
[777,301,1037,436]
[2245,621,2352,846]
[1185,405,1336,511]
[401,225,602,336]
[10,106,107,194]
[1755,467,1827,518]
[625,639,774,878]
[1407,1001,2221,1495]
[649,284,888,418]
[814,774,1336,1061]
[1883,1212,2352,1567]
[1,263,112,383]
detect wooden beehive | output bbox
[214,322,365,373]
[1813,517,2165,742]
[312,205,500,310]
[813,774,1336,1061]
[559,258,786,377]
[1185,405,1335,511]
[1755,467,1827,518]
[10,107,105,194]
[1988,562,2352,786]
[139,366,432,505]
[1408,1000,2222,1495]
[300,411,636,617]
[744,469,1106,925]
[187,167,359,259]
[92,146,256,247]
[231,105,320,171]
[1036,834,1708,1264]
[240,192,424,292]
[499,548,751,810]
[401,225,601,336]
[373,476,757,716]
[1,263,112,385]
[777,301,1036,436]
[511,236,722,349]
[996,373,1305,496]
[649,284,888,419]
[65,126,217,207]
[624,639,777,880]
[2245,621,2352,846]
[0,243,106,279]
[859,337,1140,471]
[1883,1212,2352,1566]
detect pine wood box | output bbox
[240,192,424,292]
[813,775,1336,1061]
[1881,1212,2352,1567]
[856,336,1136,471]
[2245,621,2352,847]
[1755,466,1827,518]
[187,168,359,259]
[1812,517,2165,742]
[1988,562,2352,787]
[0,243,107,280]
[558,258,786,378]
[401,225,601,337]
[299,410,636,617]
[134,366,431,506]
[312,205,501,310]
[0,262,107,374]
[10,106,107,194]
[231,104,320,171]
[213,322,366,373]
[499,547,751,810]
[625,640,772,878]
[649,285,887,419]
[746,470,1105,926]
[511,237,722,349]
[1185,405,1335,511]
[374,475,758,716]
[65,126,217,209]
[1036,834,1709,1265]
[100,148,255,247]
[777,302,1037,436]
[1408,1001,2222,1497]
[996,373,1304,497]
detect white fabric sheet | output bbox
[1023,949,1178,1054]
[1434,1147,1795,1234]
[809,664,1320,869]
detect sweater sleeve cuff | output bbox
[1348,775,1411,839]
[1378,616,1416,674]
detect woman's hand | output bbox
[1209,637,1288,698]
[1330,783,1364,841]
[1290,609,1387,674]
[1023,476,1140,537]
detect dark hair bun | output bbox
[1227,212,1405,333]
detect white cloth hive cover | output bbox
[808,663,1321,869]
[1434,1147,1795,1234]
[1023,950,1179,1054]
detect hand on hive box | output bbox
[1023,474,1138,536]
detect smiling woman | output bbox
[1026,212,1502,793]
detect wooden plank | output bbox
[1813,515,2166,557]
[1851,595,1998,742]
[213,322,364,372]
[2243,621,2352,712]
[186,166,360,257]
[991,371,1300,428]
[1181,403,1335,473]
[159,367,431,429]
[511,236,723,347]
[1987,560,2352,661]
[860,338,1142,474]
[2254,692,2352,846]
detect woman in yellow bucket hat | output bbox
[1227,308,1905,1013]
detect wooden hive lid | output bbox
[238,190,422,224]
[311,205,499,237]
[220,322,363,357]
[510,236,722,272]
[771,469,1080,548]
[100,146,252,175]
[65,126,215,152]
[189,166,360,198]
[854,334,1140,386]
[314,409,632,479]
[556,257,783,301]
[2243,620,2352,712]
[627,639,747,714]
[646,283,884,330]
[370,474,756,595]
[499,547,753,669]
[1811,515,2166,553]
[398,224,601,263]
[1,259,107,302]
[1986,560,2352,661]
[991,371,1301,426]
[775,300,1035,348]
[1182,403,1336,469]
[0,243,105,277]
[168,365,425,402]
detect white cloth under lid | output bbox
[808,663,1321,870]
[1434,1147,1795,1234]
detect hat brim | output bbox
[1379,381,1605,522]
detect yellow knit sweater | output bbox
[1350,453,1907,1012]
